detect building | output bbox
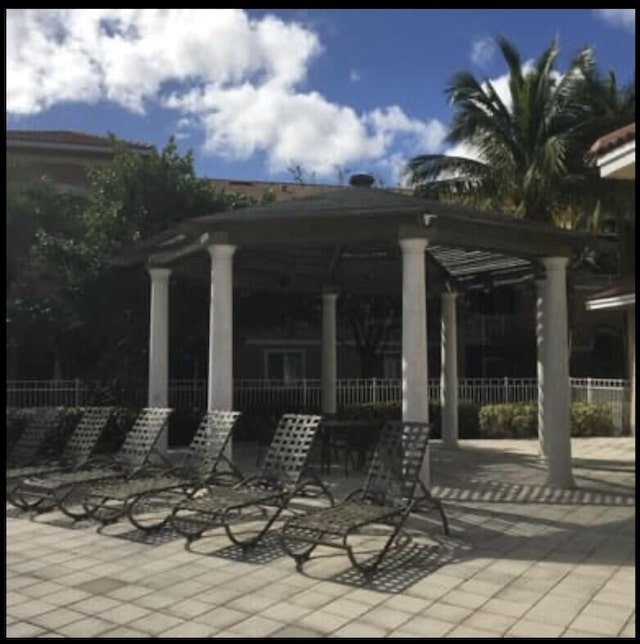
[586,123,635,434]
[6,129,153,192]
[6,129,628,387]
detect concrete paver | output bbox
[6,437,635,639]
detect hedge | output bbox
[479,402,619,438]
[343,400,619,439]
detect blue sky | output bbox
[6,9,635,186]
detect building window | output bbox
[265,350,305,382]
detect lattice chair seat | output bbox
[283,502,402,538]
[7,407,116,483]
[81,411,241,529]
[278,420,449,575]
[7,407,62,468]
[169,413,329,549]
[16,408,172,520]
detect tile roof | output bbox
[6,129,154,151]
[590,123,635,157]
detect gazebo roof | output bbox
[115,186,609,293]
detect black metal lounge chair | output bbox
[169,413,329,550]
[7,407,62,468]
[7,407,116,509]
[19,408,172,519]
[277,420,449,575]
[81,410,242,530]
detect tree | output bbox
[406,37,635,229]
[6,137,236,384]
[341,295,400,378]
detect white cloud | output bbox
[350,69,362,83]
[6,8,445,179]
[470,37,496,68]
[594,9,635,32]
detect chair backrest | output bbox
[9,407,61,466]
[60,407,116,468]
[260,413,322,487]
[188,410,241,479]
[361,421,430,507]
[116,408,173,471]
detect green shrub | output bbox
[571,403,618,437]
[478,402,619,438]
[6,407,29,455]
[479,403,537,439]
[95,407,138,454]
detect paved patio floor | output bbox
[6,438,635,638]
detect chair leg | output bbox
[344,515,405,575]
[127,492,175,532]
[278,525,319,570]
[417,482,449,535]
[223,499,285,550]
[83,495,125,525]
[56,486,92,520]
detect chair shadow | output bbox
[299,533,471,594]
[97,522,184,545]
[202,532,286,565]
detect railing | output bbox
[6,377,630,432]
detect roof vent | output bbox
[349,173,375,188]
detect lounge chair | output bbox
[169,413,329,550]
[19,408,172,520]
[7,407,115,510]
[81,410,242,530]
[7,407,62,468]
[277,420,449,574]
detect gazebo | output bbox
[116,180,606,489]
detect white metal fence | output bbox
[6,377,629,431]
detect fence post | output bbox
[372,378,377,404]
[75,378,81,407]
[504,377,509,404]
[302,379,307,411]
[587,377,593,404]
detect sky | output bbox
[6,9,636,186]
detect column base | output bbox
[544,472,575,489]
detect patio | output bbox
[7,437,635,638]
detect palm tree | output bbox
[406,37,634,228]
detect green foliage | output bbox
[85,137,234,249]
[6,136,236,384]
[570,402,618,437]
[479,403,538,438]
[94,407,140,454]
[407,36,635,232]
[479,402,619,438]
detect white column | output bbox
[440,291,458,448]
[535,278,548,462]
[628,308,635,436]
[539,257,574,488]
[321,290,338,416]
[207,244,236,412]
[148,267,171,451]
[400,238,430,487]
